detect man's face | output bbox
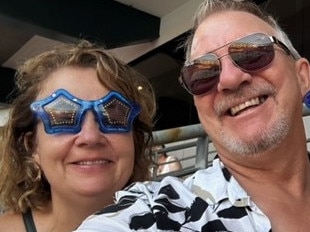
[190,11,306,157]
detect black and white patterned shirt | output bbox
[75,158,272,232]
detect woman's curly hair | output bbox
[0,40,156,213]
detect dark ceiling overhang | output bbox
[0,0,161,103]
[0,67,15,104]
[0,0,161,48]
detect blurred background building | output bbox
[0,0,309,129]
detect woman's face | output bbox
[32,67,135,203]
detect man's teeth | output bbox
[77,160,109,165]
[230,97,264,116]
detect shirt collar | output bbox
[191,157,251,207]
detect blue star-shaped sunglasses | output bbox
[30,89,141,134]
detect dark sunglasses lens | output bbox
[229,33,275,71]
[181,55,220,95]
[43,96,80,127]
[98,98,131,128]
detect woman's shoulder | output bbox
[0,212,25,232]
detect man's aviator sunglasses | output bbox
[31,89,141,134]
[179,33,296,95]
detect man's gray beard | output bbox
[219,113,289,156]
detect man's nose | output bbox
[217,57,252,92]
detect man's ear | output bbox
[296,58,310,97]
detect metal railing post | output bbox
[195,136,209,169]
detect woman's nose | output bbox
[217,57,252,92]
[74,111,104,146]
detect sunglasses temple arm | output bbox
[271,36,297,60]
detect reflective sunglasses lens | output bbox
[44,96,80,128]
[181,54,220,95]
[229,33,275,71]
[31,90,83,134]
[98,98,132,128]
[95,91,141,133]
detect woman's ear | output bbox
[24,132,33,152]
[24,131,40,163]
